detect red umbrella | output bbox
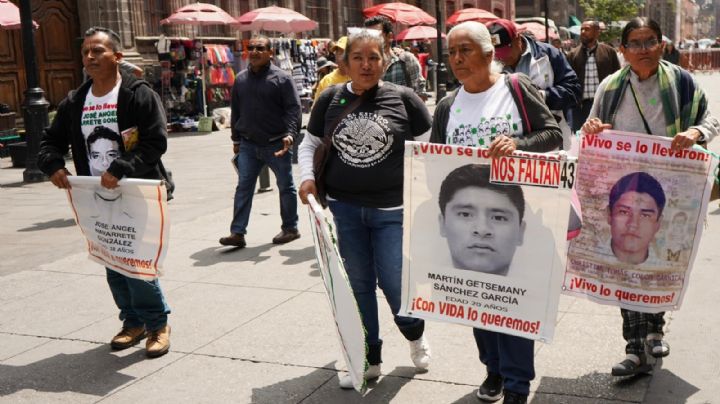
[236,6,318,32]
[363,2,436,26]
[0,0,38,30]
[396,26,445,41]
[519,22,559,42]
[446,8,498,26]
[160,2,237,26]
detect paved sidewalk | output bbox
[0,74,719,403]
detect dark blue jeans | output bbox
[329,200,424,363]
[106,268,170,332]
[231,139,298,235]
[474,328,534,396]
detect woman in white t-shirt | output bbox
[429,21,561,404]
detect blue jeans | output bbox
[474,328,534,396]
[231,139,298,235]
[329,200,424,362]
[106,268,170,332]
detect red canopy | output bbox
[519,22,559,42]
[236,6,318,32]
[363,2,436,26]
[0,0,38,30]
[446,8,498,25]
[396,26,445,41]
[160,2,236,26]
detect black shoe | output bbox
[476,372,503,402]
[611,355,653,376]
[219,233,246,247]
[272,229,300,244]
[502,390,527,404]
[646,338,670,358]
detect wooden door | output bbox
[0,0,81,113]
[0,28,25,114]
[32,0,82,109]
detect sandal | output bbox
[611,355,653,377]
[646,338,670,358]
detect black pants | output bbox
[570,99,595,132]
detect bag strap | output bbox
[628,81,653,135]
[324,84,374,139]
[510,73,532,133]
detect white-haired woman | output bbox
[430,21,562,404]
[298,29,433,388]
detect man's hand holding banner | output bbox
[65,176,169,280]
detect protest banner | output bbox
[564,130,717,312]
[66,176,169,280]
[307,195,368,393]
[400,142,573,342]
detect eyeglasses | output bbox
[247,45,267,52]
[624,39,659,51]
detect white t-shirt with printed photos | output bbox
[446,78,523,147]
[81,81,122,176]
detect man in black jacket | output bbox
[220,35,301,248]
[38,27,171,358]
[566,20,621,132]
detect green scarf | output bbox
[598,60,707,137]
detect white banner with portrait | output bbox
[66,176,169,280]
[564,131,717,312]
[307,195,368,394]
[400,142,574,342]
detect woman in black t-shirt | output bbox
[298,29,432,389]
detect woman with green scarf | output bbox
[582,17,719,377]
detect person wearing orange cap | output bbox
[313,36,350,103]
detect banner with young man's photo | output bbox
[66,176,169,280]
[307,195,368,394]
[563,131,717,313]
[400,142,575,342]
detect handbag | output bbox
[312,86,372,208]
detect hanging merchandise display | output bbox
[154,39,234,132]
[204,44,235,110]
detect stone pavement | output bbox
[0,74,719,403]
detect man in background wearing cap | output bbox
[313,37,350,103]
[311,57,336,99]
[364,15,429,101]
[487,18,581,150]
[566,19,621,132]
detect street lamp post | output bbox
[435,0,447,100]
[19,0,48,183]
[544,0,550,43]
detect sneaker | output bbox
[146,325,171,358]
[408,336,431,369]
[110,326,146,350]
[272,229,300,244]
[611,354,652,376]
[338,364,381,389]
[476,372,504,402]
[502,390,528,404]
[646,335,670,358]
[219,233,246,248]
